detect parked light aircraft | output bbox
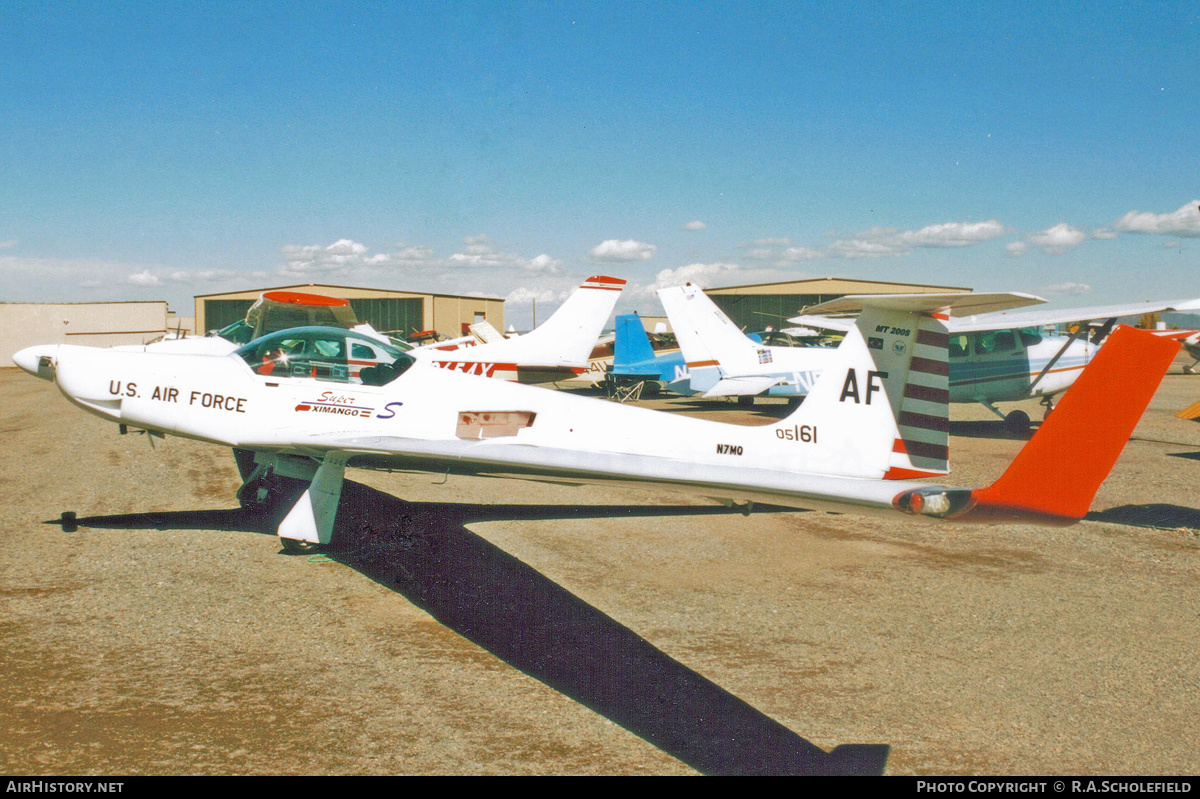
[13,294,1178,563]
[794,294,1200,432]
[658,284,1043,409]
[408,275,625,384]
[605,313,686,398]
[658,283,1199,432]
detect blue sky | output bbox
[2,1,1198,328]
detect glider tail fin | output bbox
[967,325,1179,523]
[778,304,951,479]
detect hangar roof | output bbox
[194,282,504,302]
[704,276,971,295]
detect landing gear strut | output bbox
[980,401,1031,437]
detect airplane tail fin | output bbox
[966,325,1179,523]
[499,276,625,365]
[612,313,658,372]
[658,284,770,376]
[777,302,951,479]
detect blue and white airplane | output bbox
[605,313,686,398]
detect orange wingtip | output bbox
[968,326,1179,522]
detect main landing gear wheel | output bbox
[1004,410,1031,437]
[737,395,754,407]
[280,537,322,555]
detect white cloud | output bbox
[743,248,778,261]
[681,220,707,231]
[649,262,741,291]
[126,270,163,287]
[1006,241,1028,257]
[1028,223,1086,254]
[777,246,826,263]
[0,239,17,250]
[746,237,793,247]
[1113,200,1200,237]
[525,253,562,273]
[1092,227,1117,240]
[279,237,556,276]
[166,269,243,283]
[280,239,375,274]
[824,219,1007,259]
[506,286,560,304]
[446,241,561,273]
[826,236,905,259]
[896,219,1007,248]
[1042,281,1092,296]
[588,239,657,262]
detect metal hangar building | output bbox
[194,283,506,340]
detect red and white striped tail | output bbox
[582,275,627,291]
[886,314,950,478]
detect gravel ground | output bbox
[1,359,1198,776]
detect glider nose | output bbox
[12,345,59,380]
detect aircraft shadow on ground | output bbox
[51,484,887,776]
[1086,503,1200,531]
[948,419,1039,441]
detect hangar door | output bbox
[204,300,256,333]
[710,293,844,332]
[347,298,424,338]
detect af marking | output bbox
[839,369,888,405]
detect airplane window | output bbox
[351,343,377,360]
[973,331,1007,354]
[949,335,970,358]
[992,330,1016,352]
[236,327,415,385]
[1017,327,1042,347]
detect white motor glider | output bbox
[410,275,625,383]
[13,293,1178,554]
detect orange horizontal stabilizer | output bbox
[969,326,1179,523]
[1176,399,1200,421]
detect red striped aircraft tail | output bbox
[773,303,953,480]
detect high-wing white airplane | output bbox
[657,284,1043,408]
[13,294,1179,555]
[794,294,1200,433]
[409,275,625,383]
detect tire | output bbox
[280,537,321,555]
[1004,410,1031,436]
